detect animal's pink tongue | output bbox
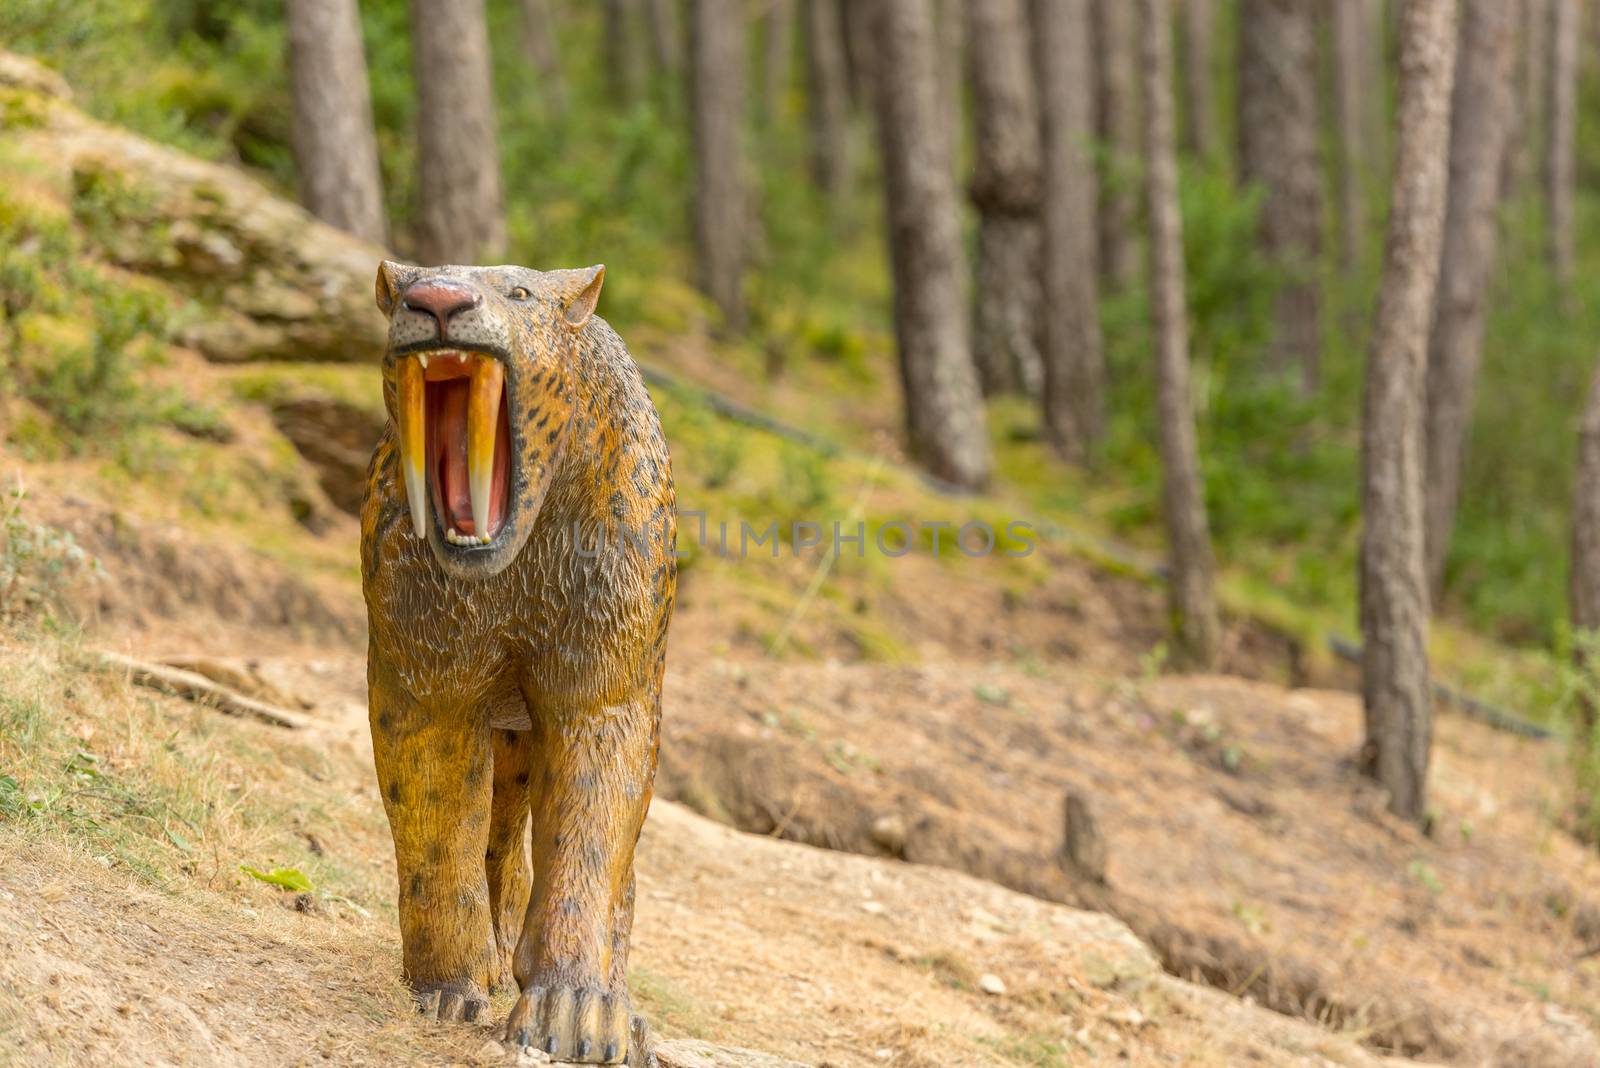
[436,380,474,531]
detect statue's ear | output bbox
[375,260,409,315]
[554,264,605,331]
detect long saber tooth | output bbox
[468,356,504,539]
[398,355,428,539]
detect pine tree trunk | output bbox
[1093,0,1141,291]
[286,0,388,246]
[520,0,569,116]
[1034,0,1105,460]
[841,0,873,109]
[968,0,1044,396]
[411,0,505,265]
[934,0,964,174]
[1180,0,1217,160]
[1331,0,1373,271]
[645,0,682,80]
[803,0,851,206]
[1141,0,1219,670]
[1360,0,1457,825]
[1547,0,1579,296]
[690,0,748,331]
[869,0,992,490]
[604,0,644,105]
[1570,362,1600,738]
[1238,0,1322,392]
[1423,0,1516,598]
[1506,0,1550,201]
[761,0,795,125]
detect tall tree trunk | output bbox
[1330,0,1376,271]
[286,0,388,246]
[690,0,748,331]
[411,0,504,265]
[803,0,851,206]
[761,0,796,125]
[645,0,682,81]
[1547,0,1579,297]
[1141,0,1220,669]
[1570,362,1600,739]
[603,0,644,105]
[968,0,1044,396]
[1093,0,1141,291]
[934,0,964,173]
[1423,0,1516,598]
[840,0,873,109]
[1238,0,1322,392]
[1505,0,1550,201]
[520,0,569,116]
[869,0,992,490]
[1360,0,1457,825]
[1180,0,1217,160]
[1034,0,1105,460]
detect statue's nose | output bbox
[401,279,481,336]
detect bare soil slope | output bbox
[654,661,1600,1065]
[0,634,1405,1068]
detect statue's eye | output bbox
[509,286,532,301]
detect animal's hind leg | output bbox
[487,727,538,992]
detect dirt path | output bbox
[0,640,1413,1068]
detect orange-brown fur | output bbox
[361,261,675,1064]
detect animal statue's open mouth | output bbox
[395,348,512,547]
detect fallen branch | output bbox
[97,651,312,730]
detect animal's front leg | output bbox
[370,667,496,1022]
[505,697,658,1064]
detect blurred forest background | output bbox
[3,0,1599,814]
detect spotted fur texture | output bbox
[361,261,675,1065]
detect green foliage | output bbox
[0,486,94,624]
[0,177,223,452]
[239,863,314,892]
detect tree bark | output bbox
[1330,0,1375,271]
[841,0,874,109]
[803,0,851,206]
[934,0,964,174]
[1093,0,1141,291]
[1504,0,1550,202]
[1547,0,1579,297]
[1360,0,1457,825]
[690,0,748,331]
[411,0,505,265]
[869,0,992,490]
[761,0,796,125]
[645,0,683,81]
[285,0,388,246]
[520,0,569,116]
[1570,362,1600,738]
[1237,0,1322,392]
[604,0,646,106]
[968,0,1044,396]
[1034,0,1105,460]
[1423,0,1516,598]
[1179,0,1217,160]
[1141,0,1220,670]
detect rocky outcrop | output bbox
[0,50,388,365]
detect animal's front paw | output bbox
[503,984,635,1063]
[412,979,488,1023]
